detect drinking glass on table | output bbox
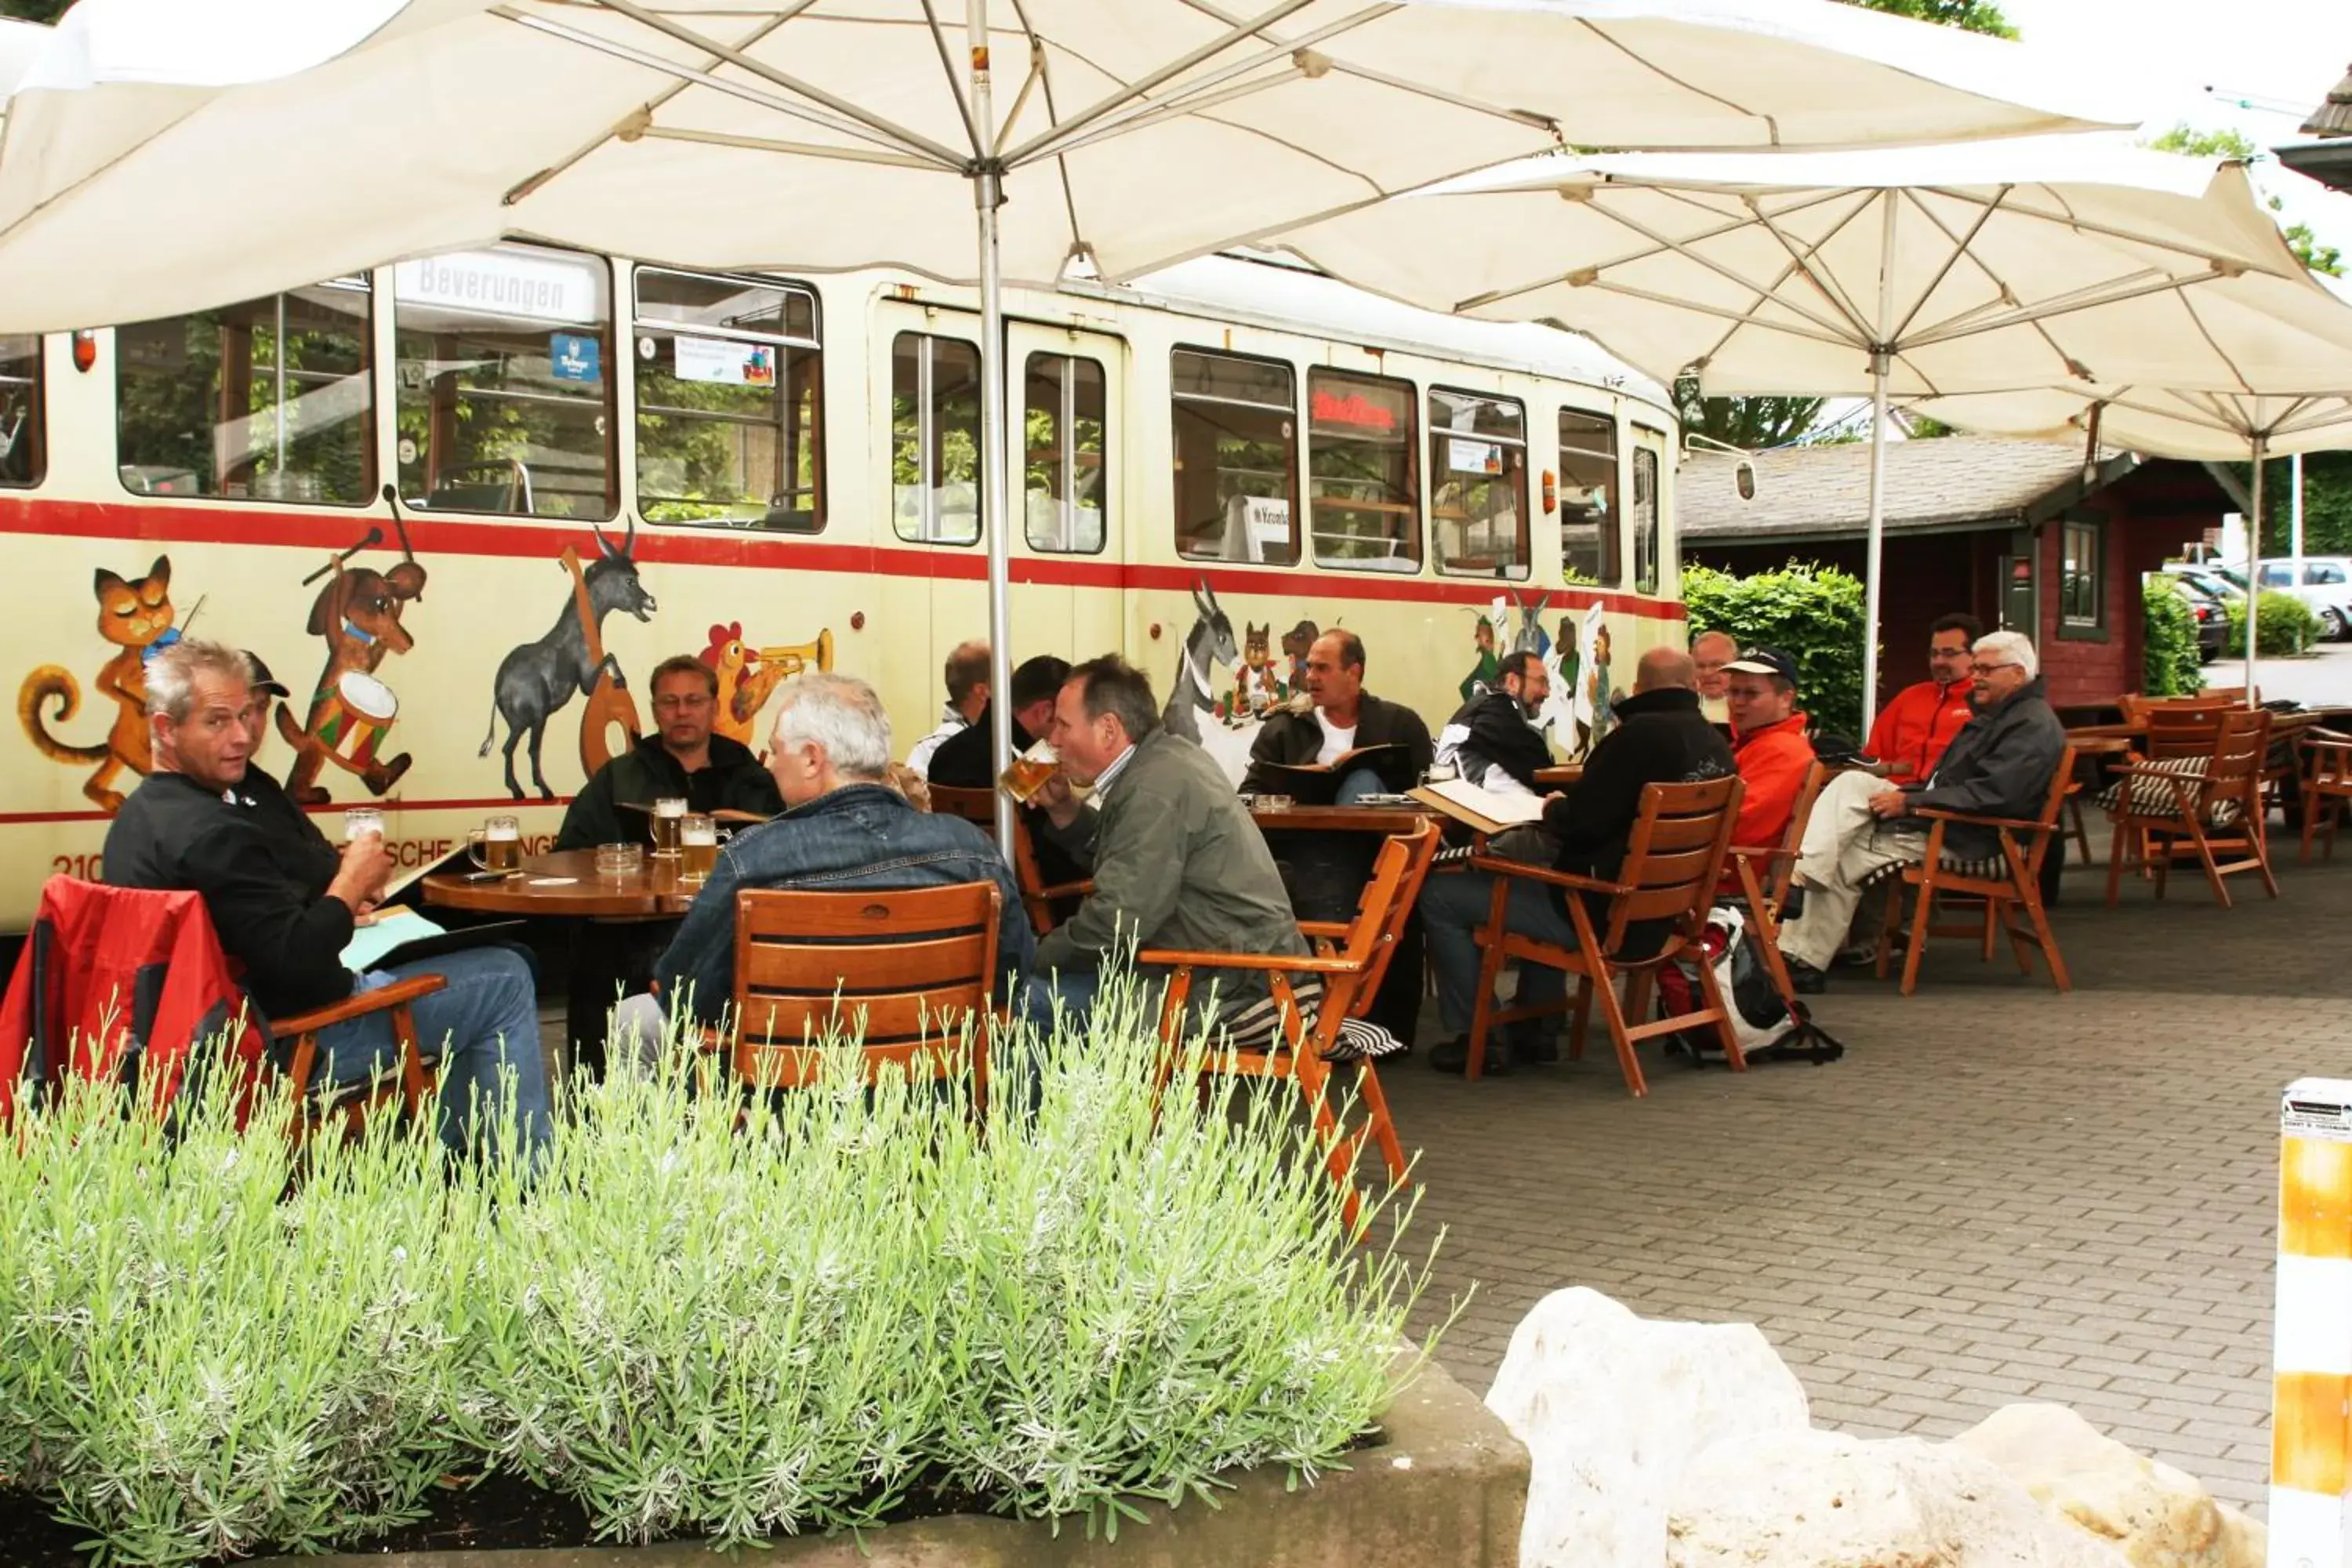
[343,806,383,841]
[595,842,644,880]
[468,814,521,873]
[999,739,1060,804]
[680,814,717,881]
[651,797,687,856]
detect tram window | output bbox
[891,332,984,545]
[0,335,39,488]
[1171,347,1298,567]
[1308,369,1420,573]
[1632,438,1662,596]
[633,267,823,532]
[1558,408,1619,588]
[114,281,373,504]
[1428,389,1527,579]
[1024,352,1108,554]
[393,243,615,519]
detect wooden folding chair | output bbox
[926,784,1091,935]
[728,881,1001,1105]
[1874,746,2073,996]
[1726,760,1829,1007]
[277,976,448,1145]
[1140,818,1438,1229]
[1462,776,1744,1096]
[2302,728,2352,862]
[2104,709,2277,909]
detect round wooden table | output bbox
[421,849,703,920]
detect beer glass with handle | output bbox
[680,815,717,881]
[999,739,1060,804]
[652,797,687,857]
[468,814,522,873]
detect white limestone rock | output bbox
[1953,1403,2265,1568]
[1664,1426,2134,1568]
[1484,1286,1811,1568]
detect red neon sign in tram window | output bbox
[1311,387,1398,433]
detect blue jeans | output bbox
[1421,869,1578,1036]
[309,946,553,1164]
[1022,967,1102,1036]
[1334,767,1386,804]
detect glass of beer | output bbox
[468,814,521,873]
[999,739,1060,804]
[651,797,688,856]
[343,807,383,841]
[680,814,717,881]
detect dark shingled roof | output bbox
[1677,435,2144,543]
[2303,64,2352,139]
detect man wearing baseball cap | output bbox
[1722,646,1816,855]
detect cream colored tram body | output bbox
[0,249,1683,931]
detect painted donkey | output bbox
[480,517,659,800]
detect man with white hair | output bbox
[1775,629,2065,991]
[612,671,1032,1054]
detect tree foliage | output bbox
[1836,0,2018,37]
[2140,578,2206,697]
[2144,124,2343,277]
[0,0,71,23]
[1682,561,1869,739]
[2228,452,2352,558]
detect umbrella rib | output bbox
[1904,182,2281,273]
[1743,192,1884,345]
[492,6,957,169]
[1903,270,2222,349]
[636,125,943,171]
[916,0,987,157]
[1570,278,1864,354]
[496,7,800,206]
[1575,18,1781,144]
[997,0,1327,167]
[583,0,974,168]
[1883,183,2011,348]
[2172,286,2257,396]
[1005,0,1088,263]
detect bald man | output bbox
[1423,644,1737,1076]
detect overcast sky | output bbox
[2001,0,2352,265]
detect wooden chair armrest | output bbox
[1909,807,2053,833]
[1728,843,1795,868]
[270,974,447,1037]
[1136,947,1362,976]
[1033,878,1094,900]
[1467,855,1629,897]
[2305,729,2352,748]
[1296,920,1352,939]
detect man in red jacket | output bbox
[1724,647,1816,851]
[1866,614,1981,780]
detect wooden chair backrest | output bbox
[1601,775,1744,953]
[730,880,1000,1088]
[2141,704,2231,760]
[1339,819,1441,1009]
[2017,744,2078,877]
[924,784,1065,932]
[2203,707,2272,796]
[1756,760,1831,904]
[926,784,993,826]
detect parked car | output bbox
[2165,576,2230,662]
[2247,557,2352,641]
[2163,562,2245,604]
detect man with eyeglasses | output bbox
[556,655,784,851]
[1773,629,2065,993]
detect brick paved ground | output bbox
[1388,822,2351,1514]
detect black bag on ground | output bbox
[1662,909,1846,1068]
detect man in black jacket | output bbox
[1775,628,2065,988]
[554,655,783,850]
[104,640,550,1162]
[1436,649,1553,794]
[1421,647,1734,1076]
[1241,630,1433,800]
[927,653,1070,789]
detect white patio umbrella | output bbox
[1261,136,2352,717]
[1901,387,2352,703]
[0,0,2136,851]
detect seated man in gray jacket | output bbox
[1775,629,2066,989]
[1029,655,1308,1036]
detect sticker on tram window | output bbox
[1449,437,1501,474]
[550,332,601,383]
[674,335,775,387]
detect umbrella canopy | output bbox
[0,0,2137,851]
[1263,135,2352,714]
[0,18,45,103]
[0,0,2141,336]
[1266,136,2352,397]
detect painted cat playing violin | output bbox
[17,556,176,812]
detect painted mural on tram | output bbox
[0,247,1685,931]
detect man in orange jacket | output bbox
[1725,646,1817,851]
[1866,614,1981,780]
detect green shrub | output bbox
[2140,577,2205,696]
[2224,589,2323,657]
[0,969,1432,1563]
[1681,561,1868,738]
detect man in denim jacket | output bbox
[608,672,1031,1060]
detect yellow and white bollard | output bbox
[2274,1080,2352,1566]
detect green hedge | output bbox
[1682,561,1868,739]
[2141,577,2205,697]
[0,973,1432,1565]
[2224,590,2323,658]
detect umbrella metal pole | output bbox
[969,5,1018,862]
[1863,350,1890,728]
[2245,435,2265,706]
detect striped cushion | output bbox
[1211,977,1327,1051]
[1326,1017,1406,1063]
[1860,852,2005,887]
[2093,757,2243,826]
